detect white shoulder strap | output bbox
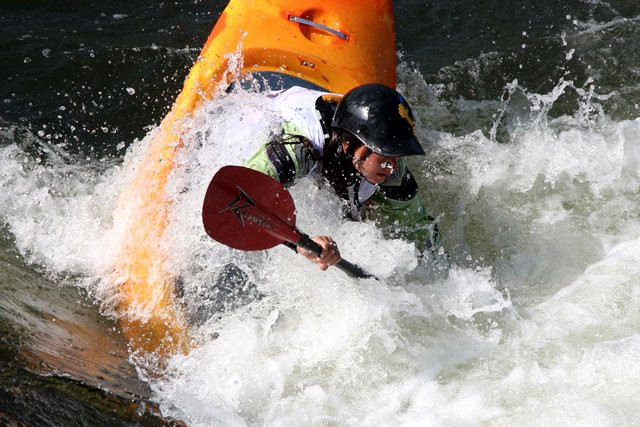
[274,86,341,154]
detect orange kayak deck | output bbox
[111,0,396,357]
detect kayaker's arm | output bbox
[368,164,444,255]
[244,142,284,181]
[368,192,442,254]
[244,123,309,186]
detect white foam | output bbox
[0,140,120,276]
[3,71,640,424]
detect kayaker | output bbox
[245,83,444,271]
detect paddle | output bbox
[202,165,373,279]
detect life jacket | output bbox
[272,86,333,154]
[269,86,378,216]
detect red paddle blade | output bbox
[202,166,300,251]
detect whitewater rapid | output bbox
[150,72,640,425]
[1,65,640,425]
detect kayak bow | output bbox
[110,0,396,356]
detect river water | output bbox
[2,0,640,425]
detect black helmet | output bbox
[331,83,425,157]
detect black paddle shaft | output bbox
[292,234,374,279]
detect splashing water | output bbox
[2,58,640,424]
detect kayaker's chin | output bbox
[363,171,392,185]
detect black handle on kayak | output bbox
[295,234,375,279]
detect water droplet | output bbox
[565,49,575,61]
[126,87,136,95]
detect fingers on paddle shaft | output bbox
[296,235,341,271]
[297,234,373,279]
[296,234,323,257]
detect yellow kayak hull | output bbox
[111,0,396,356]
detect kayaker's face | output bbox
[347,143,398,184]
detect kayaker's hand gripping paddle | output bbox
[202,166,373,279]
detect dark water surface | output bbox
[2,0,640,424]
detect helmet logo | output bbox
[398,103,416,132]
